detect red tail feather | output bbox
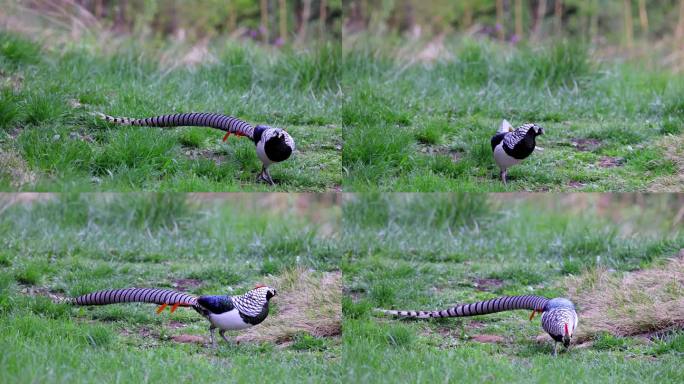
[156,303,168,314]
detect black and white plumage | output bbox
[490,119,544,184]
[97,112,295,185]
[375,295,578,355]
[540,298,578,356]
[69,285,277,347]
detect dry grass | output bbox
[0,150,36,188]
[566,249,684,342]
[649,133,684,192]
[238,268,342,344]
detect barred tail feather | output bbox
[96,112,255,140]
[376,295,550,319]
[71,288,197,307]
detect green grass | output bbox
[341,194,684,383]
[0,32,341,191]
[342,39,684,191]
[0,194,341,383]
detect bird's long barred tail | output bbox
[70,288,197,307]
[377,295,550,319]
[97,112,255,140]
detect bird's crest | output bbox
[498,119,514,133]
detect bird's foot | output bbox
[257,167,275,186]
[219,330,231,345]
[500,170,508,185]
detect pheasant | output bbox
[490,119,544,185]
[69,285,277,347]
[97,112,295,185]
[376,295,578,355]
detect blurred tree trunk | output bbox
[533,0,546,41]
[589,0,599,42]
[94,0,103,18]
[320,0,327,37]
[677,0,684,41]
[514,0,523,39]
[114,0,128,32]
[298,0,312,44]
[554,0,563,36]
[623,0,633,48]
[463,1,472,30]
[279,0,287,42]
[637,0,648,34]
[496,0,504,41]
[360,0,368,27]
[260,0,269,43]
[228,0,237,33]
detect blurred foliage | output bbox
[344,0,684,46]
[3,0,342,44]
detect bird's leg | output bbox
[553,342,558,357]
[500,169,508,185]
[219,329,230,344]
[209,326,217,349]
[257,165,275,186]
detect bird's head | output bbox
[563,323,572,348]
[525,123,544,136]
[252,284,277,301]
[544,297,577,347]
[257,125,295,163]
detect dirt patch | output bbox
[571,138,602,152]
[467,321,487,329]
[68,131,95,143]
[473,278,504,292]
[598,156,624,168]
[137,326,156,339]
[171,334,205,344]
[568,180,587,189]
[20,285,65,302]
[168,321,187,329]
[418,144,462,162]
[565,249,684,343]
[237,268,342,344]
[183,148,225,165]
[471,334,505,343]
[172,278,203,291]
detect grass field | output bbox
[0,194,341,383]
[342,40,684,192]
[0,32,341,192]
[341,194,684,383]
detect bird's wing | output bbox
[491,132,507,151]
[196,295,235,314]
[498,119,514,133]
[503,126,531,149]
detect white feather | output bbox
[493,142,521,171]
[498,119,514,133]
[207,309,252,331]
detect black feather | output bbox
[196,295,235,314]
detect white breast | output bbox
[208,309,253,331]
[493,143,520,170]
